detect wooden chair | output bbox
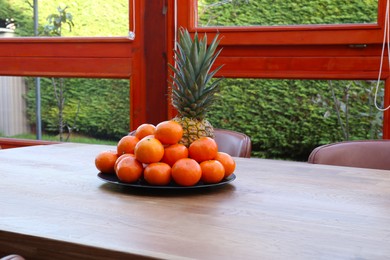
[129,128,252,158]
[308,140,390,170]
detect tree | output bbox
[42,5,77,141]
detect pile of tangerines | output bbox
[95,120,236,187]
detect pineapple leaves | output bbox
[169,27,225,119]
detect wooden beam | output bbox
[0,38,133,78]
[130,1,168,129]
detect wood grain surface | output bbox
[1,143,390,259]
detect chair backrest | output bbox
[0,138,59,149]
[308,140,390,170]
[0,255,25,260]
[129,128,252,158]
[214,128,251,158]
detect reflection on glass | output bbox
[0,0,128,37]
[0,77,129,145]
[198,0,378,27]
[208,79,383,160]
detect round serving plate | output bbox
[97,172,236,190]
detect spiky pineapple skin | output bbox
[173,117,214,147]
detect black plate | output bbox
[97,172,236,190]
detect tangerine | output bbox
[135,123,156,140]
[154,120,183,145]
[117,135,139,155]
[134,137,164,164]
[171,158,202,186]
[95,150,118,174]
[114,153,135,173]
[215,152,236,177]
[144,162,172,186]
[188,137,218,163]
[116,156,143,183]
[200,160,225,184]
[161,143,189,167]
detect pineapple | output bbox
[169,28,224,147]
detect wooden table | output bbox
[1,143,390,260]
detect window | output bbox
[208,78,383,159]
[0,0,129,37]
[0,76,129,143]
[1,1,168,132]
[175,0,390,138]
[178,0,387,45]
[198,0,378,27]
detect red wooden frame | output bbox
[0,1,169,131]
[181,0,388,45]
[0,37,133,78]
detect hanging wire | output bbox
[374,0,390,111]
[128,0,136,39]
[174,0,178,51]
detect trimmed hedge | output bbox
[199,0,382,160]
[25,78,130,141]
[1,0,128,37]
[207,79,382,160]
[198,0,377,26]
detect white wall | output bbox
[0,76,30,136]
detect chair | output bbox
[308,140,390,170]
[0,137,60,149]
[0,255,25,260]
[129,128,252,158]
[213,128,251,158]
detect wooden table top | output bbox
[1,143,390,260]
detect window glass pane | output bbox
[0,0,128,37]
[0,76,129,145]
[207,79,384,160]
[198,0,378,27]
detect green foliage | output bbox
[198,0,378,26]
[25,78,130,140]
[2,0,383,160]
[5,133,118,145]
[198,0,382,160]
[43,6,74,36]
[207,79,383,161]
[1,1,131,141]
[1,0,128,36]
[0,0,34,36]
[40,5,76,141]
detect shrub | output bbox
[208,79,382,161]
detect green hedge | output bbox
[198,0,377,26]
[25,78,130,141]
[199,0,382,160]
[1,0,128,36]
[207,79,382,160]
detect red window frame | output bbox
[173,0,390,138]
[0,1,170,130]
[0,1,389,136]
[180,0,387,45]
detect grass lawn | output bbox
[3,133,118,146]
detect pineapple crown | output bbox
[169,28,224,119]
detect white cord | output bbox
[128,0,136,40]
[174,0,178,52]
[374,0,390,111]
